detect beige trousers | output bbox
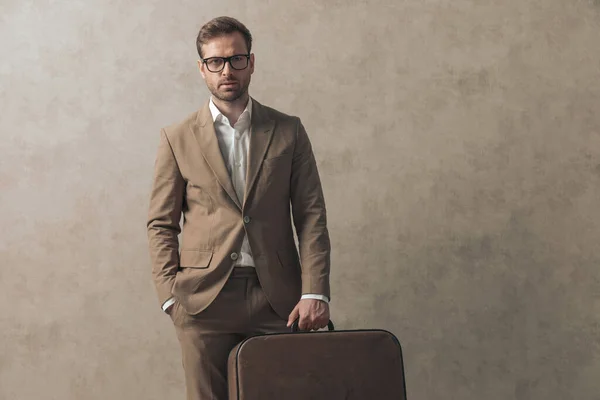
[169,267,289,400]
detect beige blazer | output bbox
[146,98,331,320]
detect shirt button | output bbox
[230,253,239,260]
[243,216,251,224]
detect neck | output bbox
[212,93,249,126]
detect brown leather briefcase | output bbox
[227,320,407,399]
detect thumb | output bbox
[287,304,300,327]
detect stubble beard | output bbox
[209,80,250,103]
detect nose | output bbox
[221,61,234,76]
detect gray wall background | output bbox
[1,0,599,399]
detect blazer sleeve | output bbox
[289,118,332,301]
[146,128,185,307]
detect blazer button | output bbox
[243,216,251,224]
[230,252,239,261]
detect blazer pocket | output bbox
[179,250,213,269]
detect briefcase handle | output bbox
[290,319,335,332]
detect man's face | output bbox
[198,32,254,103]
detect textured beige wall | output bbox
[2,0,599,399]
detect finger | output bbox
[303,316,317,331]
[287,305,300,327]
[315,318,326,330]
[299,313,312,331]
[298,315,306,330]
[320,315,329,326]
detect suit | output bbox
[146,96,331,399]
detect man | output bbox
[146,16,332,400]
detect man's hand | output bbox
[286,298,330,331]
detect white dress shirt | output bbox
[161,97,328,312]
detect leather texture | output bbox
[227,328,407,399]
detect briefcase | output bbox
[227,320,408,399]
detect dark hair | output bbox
[196,16,253,58]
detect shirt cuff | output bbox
[162,297,176,312]
[301,294,330,303]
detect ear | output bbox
[249,53,255,74]
[197,59,206,79]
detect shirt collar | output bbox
[208,96,252,128]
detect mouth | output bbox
[220,81,238,87]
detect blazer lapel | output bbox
[192,102,242,210]
[244,99,274,207]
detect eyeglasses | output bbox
[201,54,250,73]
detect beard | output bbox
[208,78,250,103]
